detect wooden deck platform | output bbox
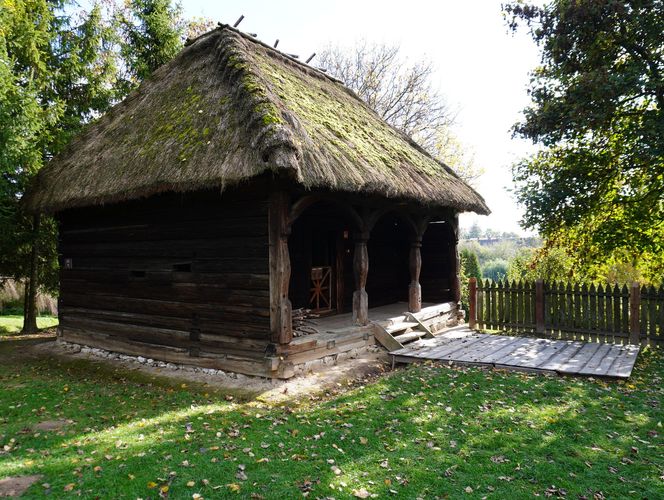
[390,327,641,378]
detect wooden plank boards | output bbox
[372,324,405,352]
[473,279,664,344]
[57,186,273,365]
[391,327,640,379]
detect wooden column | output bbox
[468,277,477,329]
[408,239,422,313]
[352,232,369,326]
[629,282,641,345]
[268,191,293,344]
[450,214,461,304]
[535,279,545,334]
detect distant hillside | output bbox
[459,236,541,247]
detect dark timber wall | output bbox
[57,186,272,376]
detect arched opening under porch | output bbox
[420,220,459,304]
[272,192,462,350]
[366,211,414,309]
[272,193,464,373]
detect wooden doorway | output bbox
[288,204,355,316]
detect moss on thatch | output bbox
[25,25,489,215]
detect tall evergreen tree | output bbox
[1,0,57,332]
[461,249,482,281]
[118,0,184,84]
[1,0,198,332]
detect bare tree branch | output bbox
[318,42,483,184]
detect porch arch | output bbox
[288,194,364,232]
[420,219,458,304]
[366,209,427,312]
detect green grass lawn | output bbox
[0,315,58,335]
[0,341,661,499]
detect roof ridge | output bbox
[218,24,343,84]
[216,25,385,120]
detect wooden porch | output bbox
[302,302,435,332]
[390,327,641,378]
[274,302,461,376]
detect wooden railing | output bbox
[468,278,664,344]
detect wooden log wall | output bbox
[57,188,273,375]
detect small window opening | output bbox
[172,262,192,273]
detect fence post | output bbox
[535,279,545,334]
[469,277,477,330]
[630,282,641,344]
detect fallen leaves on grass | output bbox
[352,487,370,498]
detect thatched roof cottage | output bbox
[26,25,489,378]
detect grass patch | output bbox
[0,341,661,498]
[0,316,58,336]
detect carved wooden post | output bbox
[450,214,461,304]
[268,191,292,344]
[352,232,369,325]
[468,277,477,329]
[535,279,545,334]
[629,282,641,345]
[408,239,422,313]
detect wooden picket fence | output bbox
[468,278,664,344]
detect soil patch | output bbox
[0,475,43,497]
[34,419,71,431]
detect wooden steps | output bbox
[371,302,459,351]
[386,321,419,334]
[394,330,428,344]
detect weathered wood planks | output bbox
[392,328,640,378]
[473,279,664,344]
[58,187,273,371]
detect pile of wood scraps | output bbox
[292,308,320,337]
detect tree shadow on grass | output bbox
[0,345,661,498]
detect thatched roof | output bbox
[25,25,489,215]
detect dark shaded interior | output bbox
[420,221,456,303]
[366,213,411,308]
[288,202,356,314]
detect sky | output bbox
[182,0,542,235]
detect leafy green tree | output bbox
[467,222,482,240]
[505,0,664,276]
[507,246,574,283]
[483,259,509,282]
[484,228,499,240]
[461,249,482,281]
[118,0,184,84]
